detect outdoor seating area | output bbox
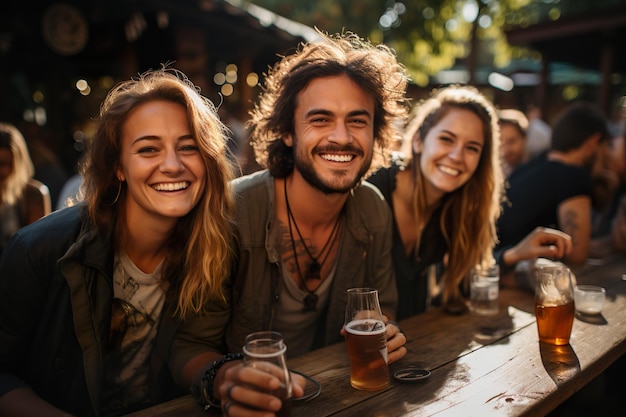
[1,2,625,417]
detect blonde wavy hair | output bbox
[0,122,35,206]
[81,68,236,318]
[402,85,505,304]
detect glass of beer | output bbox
[344,288,390,391]
[534,263,575,345]
[243,331,292,417]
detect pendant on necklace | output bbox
[306,261,321,280]
[303,293,318,312]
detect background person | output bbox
[56,172,84,209]
[498,108,529,177]
[496,101,610,267]
[0,122,51,257]
[215,31,410,416]
[0,68,236,417]
[525,104,552,159]
[17,122,69,210]
[609,132,626,252]
[587,127,623,243]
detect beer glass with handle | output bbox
[344,287,390,391]
[243,331,292,417]
[534,263,575,345]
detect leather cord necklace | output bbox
[284,179,343,311]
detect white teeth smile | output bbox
[152,181,189,191]
[321,154,354,163]
[438,165,460,176]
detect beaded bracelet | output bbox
[200,353,244,413]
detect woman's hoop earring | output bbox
[106,181,122,206]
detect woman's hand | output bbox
[217,362,305,417]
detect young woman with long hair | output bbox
[368,85,571,318]
[0,68,236,417]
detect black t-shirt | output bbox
[367,164,447,319]
[497,154,593,250]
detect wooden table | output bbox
[126,255,626,417]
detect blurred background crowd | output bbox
[1,0,625,205]
[2,1,626,416]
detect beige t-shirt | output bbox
[100,251,165,415]
[272,261,335,358]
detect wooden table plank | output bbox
[125,255,626,417]
[325,281,626,417]
[284,289,538,417]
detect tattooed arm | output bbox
[558,195,592,266]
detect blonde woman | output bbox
[368,86,571,318]
[0,122,51,255]
[0,68,236,416]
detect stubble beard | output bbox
[293,142,372,195]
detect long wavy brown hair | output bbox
[402,85,505,305]
[81,68,236,318]
[247,30,410,178]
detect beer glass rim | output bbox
[243,344,287,358]
[534,262,570,272]
[575,284,605,293]
[347,287,377,294]
[243,330,287,358]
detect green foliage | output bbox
[251,0,619,86]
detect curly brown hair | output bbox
[247,30,410,177]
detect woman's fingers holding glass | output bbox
[221,365,283,410]
[219,384,282,415]
[247,361,289,381]
[223,364,282,390]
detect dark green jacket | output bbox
[226,170,397,354]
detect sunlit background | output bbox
[1,0,625,204]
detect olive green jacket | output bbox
[226,170,397,354]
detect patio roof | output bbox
[505,4,626,73]
[504,3,626,112]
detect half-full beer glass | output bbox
[243,331,292,417]
[344,288,390,391]
[534,263,575,345]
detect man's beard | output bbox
[293,142,372,194]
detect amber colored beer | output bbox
[535,301,575,345]
[345,319,390,391]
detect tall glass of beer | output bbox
[534,263,575,345]
[344,288,390,391]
